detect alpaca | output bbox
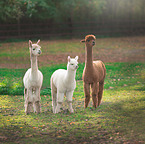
[51,56,79,114]
[23,40,43,114]
[81,35,106,108]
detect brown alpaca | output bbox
[81,35,106,108]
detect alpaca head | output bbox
[67,56,79,71]
[80,34,96,47]
[29,40,42,57]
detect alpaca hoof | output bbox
[98,102,101,106]
[55,108,61,114]
[25,111,30,115]
[52,107,56,114]
[55,110,60,114]
[53,109,56,114]
[69,109,74,113]
[36,109,41,114]
[93,105,97,108]
[25,108,31,115]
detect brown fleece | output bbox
[81,35,106,108]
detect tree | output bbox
[0,0,56,22]
[0,0,23,22]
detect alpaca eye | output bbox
[33,48,35,50]
[70,64,74,65]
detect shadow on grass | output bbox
[135,86,145,91]
[1,93,145,144]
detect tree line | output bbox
[1,0,145,23]
[0,0,145,39]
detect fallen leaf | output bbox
[109,87,114,89]
[0,136,7,140]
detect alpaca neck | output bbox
[65,69,76,83]
[85,45,93,71]
[31,55,38,74]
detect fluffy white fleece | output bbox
[23,40,43,114]
[51,56,78,113]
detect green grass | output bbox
[0,37,145,143]
[0,62,145,95]
[0,62,145,143]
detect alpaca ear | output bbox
[68,56,71,62]
[37,39,40,44]
[80,39,85,43]
[75,56,78,61]
[29,40,32,48]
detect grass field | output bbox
[0,36,145,143]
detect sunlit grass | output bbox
[1,86,145,143]
[0,62,145,96]
[0,37,145,143]
[0,64,145,143]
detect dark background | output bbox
[0,0,145,40]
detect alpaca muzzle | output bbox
[38,50,41,54]
[92,41,95,46]
[76,65,78,69]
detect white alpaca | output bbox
[51,56,79,114]
[23,40,43,114]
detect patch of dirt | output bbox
[1,37,145,69]
[94,47,145,63]
[1,49,145,69]
[1,48,144,69]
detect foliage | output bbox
[52,0,106,22]
[1,0,145,23]
[0,0,54,22]
[0,0,23,21]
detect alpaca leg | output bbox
[84,83,90,108]
[26,102,33,114]
[24,88,27,100]
[34,101,41,114]
[32,88,37,113]
[55,92,64,113]
[91,83,99,108]
[66,91,74,113]
[34,88,41,114]
[25,99,33,114]
[98,82,104,106]
[51,82,57,113]
[24,88,27,110]
[52,91,57,113]
[25,89,33,114]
